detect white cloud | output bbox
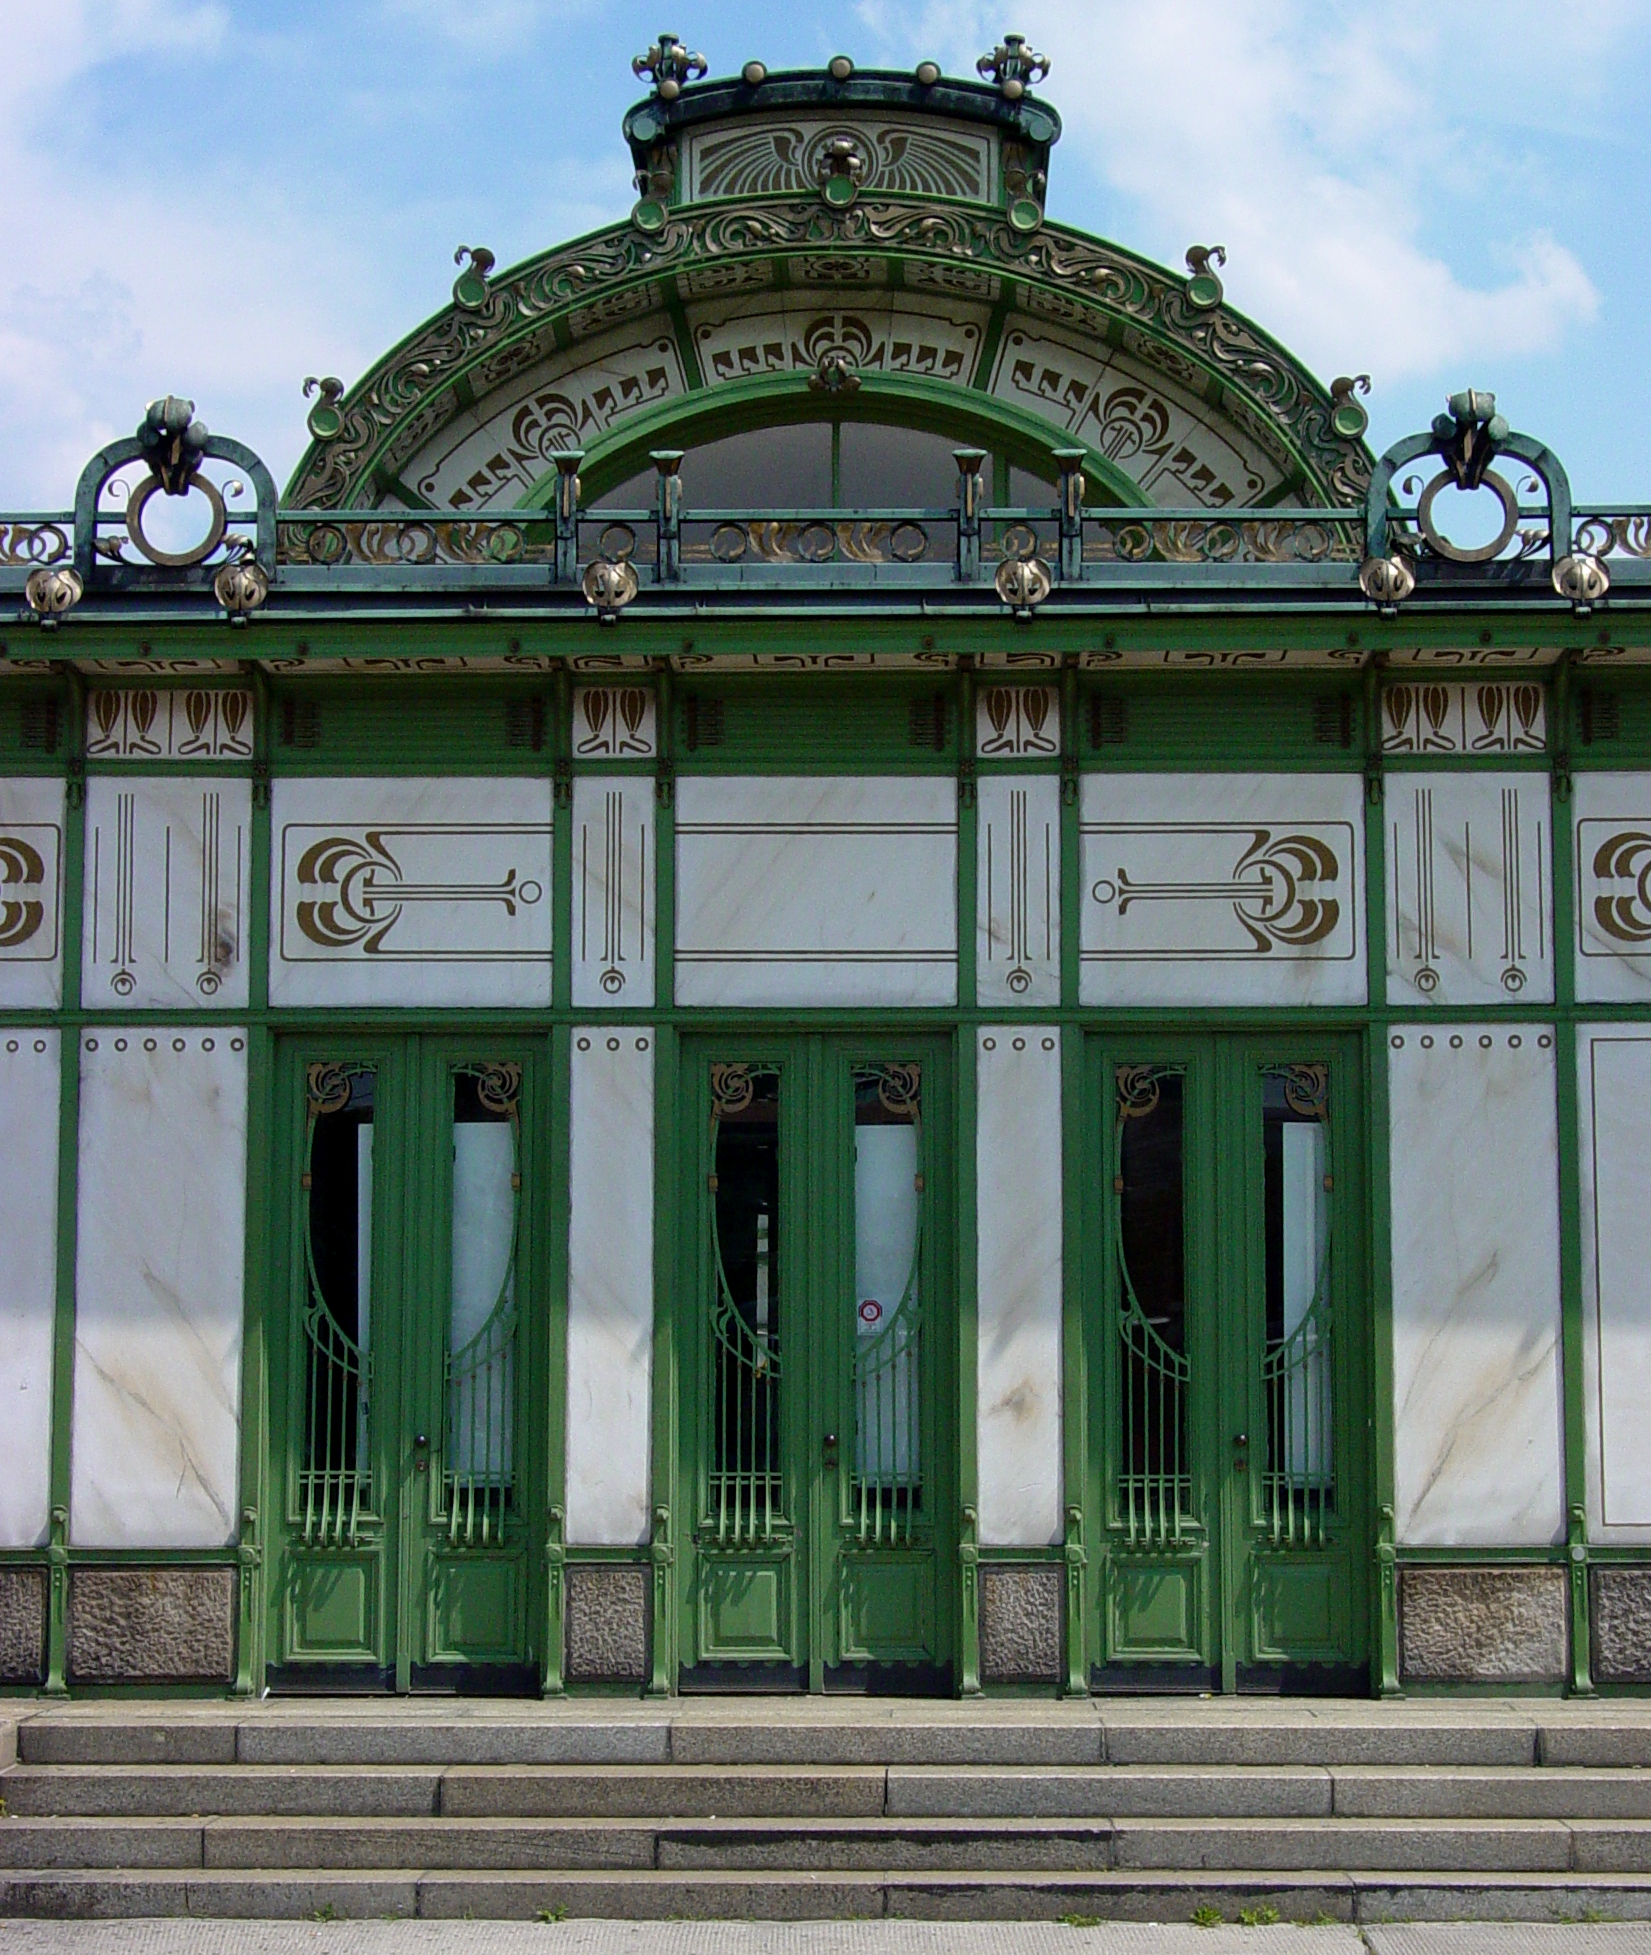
[855,0,1607,391]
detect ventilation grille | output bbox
[280,699,322,749]
[18,699,59,753]
[1579,688,1620,745]
[683,695,724,751]
[504,698,544,752]
[1312,694,1354,748]
[908,694,949,751]
[1089,695,1129,747]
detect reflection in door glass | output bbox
[302,1064,376,1544]
[1261,1065,1334,1543]
[1114,1066,1192,1543]
[446,1065,521,1546]
[852,1065,923,1544]
[709,1065,783,1543]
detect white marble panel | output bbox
[573,777,653,1008]
[71,1029,247,1548]
[0,776,64,1008]
[977,686,1059,758]
[1390,1025,1564,1547]
[1079,773,1365,1007]
[675,776,957,1007]
[1386,771,1552,1006]
[1573,773,1651,1003]
[573,685,656,758]
[1578,1029,1651,1537]
[83,777,251,1010]
[566,1029,655,1545]
[270,778,552,1007]
[0,1031,60,1546]
[978,774,1059,1007]
[976,1028,1063,1546]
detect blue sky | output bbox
[2,0,1648,507]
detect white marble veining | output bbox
[566,1029,655,1545]
[1389,1026,1564,1547]
[976,1028,1064,1547]
[1386,771,1553,1006]
[0,1032,59,1547]
[83,776,251,1010]
[270,777,553,1007]
[572,777,654,1008]
[675,776,957,1007]
[1578,1028,1651,1536]
[978,774,1060,1007]
[1079,772,1365,1007]
[71,1030,247,1548]
[1573,772,1651,1003]
[0,776,65,1008]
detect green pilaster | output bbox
[43,669,85,1697]
[1363,661,1400,1695]
[544,1021,571,1694]
[1550,654,1593,1693]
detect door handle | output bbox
[1232,1431,1248,1474]
[414,1433,430,1475]
[822,1431,839,1469]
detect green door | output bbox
[678,1035,955,1692]
[1089,1034,1369,1693]
[267,1036,544,1692]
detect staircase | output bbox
[6,1700,1651,1924]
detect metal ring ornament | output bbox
[124,469,228,568]
[24,565,83,618]
[1415,466,1519,565]
[994,555,1052,611]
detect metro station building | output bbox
[0,36,1648,1701]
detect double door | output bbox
[678,1035,954,1691]
[1089,1034,1369,1692]
[267,1036,544,1692]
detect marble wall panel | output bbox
[83,777,251,1010]
[976,1028,1063,1547]
[1079,773,1365,1007]
[270,778,553,1008]
[1578,1028,1651,1538]
[566,1029,655,1546]
[0,1031,59,1548]
[1386,771,1552,1006]
[71,1030,247,1548]
[1573,773,1651,1003]
[0,776,65,1008]
[675,776,957,1008]
[1389,1026,1564,1547]
[572,778,654,1009]
[977,774,1059,1008]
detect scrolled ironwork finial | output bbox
[633,32,707,101]
[136,397,206,496]
[1330,373,1371,439]
[1183,244,1226,309]
[303,376,345,442]
[977,32,1049,100]
[452,246,495,311]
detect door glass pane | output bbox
[302,1064,376,1543]
[446,1064,520,1545]
[1114,1065,1192,1543]
[1261,1065,1334,1541]
[852,1064,923,1544]
[709,1065,783,1542]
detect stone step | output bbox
[8,1863,1651,1922]
[28,1709,1651,1770]
[15,1759,1651,1823]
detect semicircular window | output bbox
[593,419,1054,512]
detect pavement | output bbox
[3,1922,1651,1954]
